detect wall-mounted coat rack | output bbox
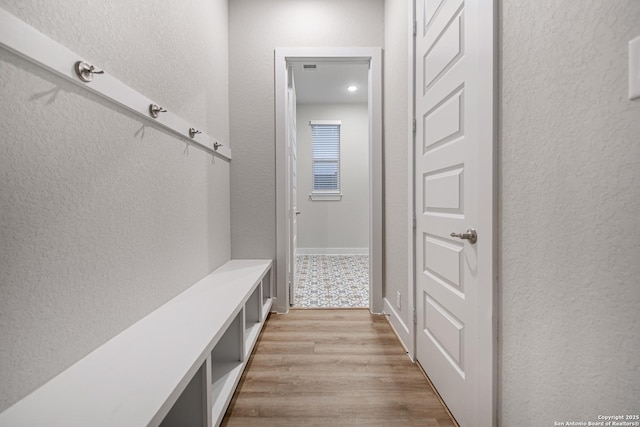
[0,7,231,161]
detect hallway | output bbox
[1,1,639,425]
[222,309,456,426]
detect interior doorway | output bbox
[291,61,370,308]
[275,47,383,314]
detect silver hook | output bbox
[213,141,223,150]
[75,61,104,82]
[189,128,201,138]
[149,104,167,118]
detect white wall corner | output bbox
[383,298,412,358]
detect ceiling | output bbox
[292,61,369,104]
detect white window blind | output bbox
[310,121,341,194]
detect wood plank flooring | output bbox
[221,309,457,426]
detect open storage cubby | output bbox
[0,260,273,427]
[244,285,262,359]
[210,309,244,425]
[159,363,207,427]
[261,269,272,321]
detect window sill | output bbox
[309,193,342,201]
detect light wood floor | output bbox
[221,309,457,426]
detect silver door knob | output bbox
[450,228,477,244]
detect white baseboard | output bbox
[296,247,369,255]
[383,298,412,357]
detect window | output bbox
[310,120,342,200]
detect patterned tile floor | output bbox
[293,255,369,308]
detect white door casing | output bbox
[287,67,298,305]
[413,0,496,426]
[275,47,383,314]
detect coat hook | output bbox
[213,141,223,150]
[149,104,167,118]
[75,61,104,82]
[189,127,201,138]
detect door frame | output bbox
[286,66,298,307]
[408,0,498,425]
[407,0,417,362]
[275,47,383,314]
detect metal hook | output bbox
[189,128,201,138]
[149,104,167,118]
[213,141,223,150]
[75,61,104,82]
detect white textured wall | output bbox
[296,103,369,251]
[500,1,640,424]
[383,0,410,331]
[0,0,230,411]
[228,0,384,260]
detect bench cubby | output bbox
[244,284,262,359]
[159,362,207,427]
[210,308,244,425]
[0,260,273,427]
[261,271,272,321]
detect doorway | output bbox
[291,61,370,308]
[275,47,383,314]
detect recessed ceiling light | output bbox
[347,85,358,92]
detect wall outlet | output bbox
[396,291,402,309]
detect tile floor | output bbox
[293,254,369,308]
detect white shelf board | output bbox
[261,298,273,323]
[0,259,272,427]
[244,323,263,360]
[211,363,244,427]
[211,362,243,400]
[210,361,242,387]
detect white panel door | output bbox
[414,0,495,425]
[287,67,298,305]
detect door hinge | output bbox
[413,21,417,36]
[412,214,416,230]
[413,309,417,325]
[412,118,416,133]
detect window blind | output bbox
[311,123,341,192]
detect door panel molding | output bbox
[424,293,465,371]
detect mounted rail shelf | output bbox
[0,7,231,161]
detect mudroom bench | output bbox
[0,259,273,427]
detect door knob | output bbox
[450,228,477,244]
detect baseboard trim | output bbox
[296,248,369,255]
[383,298,411,355]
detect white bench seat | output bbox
[0,259,273,427]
